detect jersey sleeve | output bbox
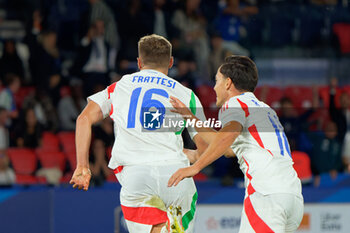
[219,97,246,127]
[87,88,111,119]
[187,91,207,139]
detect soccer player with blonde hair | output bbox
[70,34,209,233]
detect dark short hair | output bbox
[219,55,258,92]
[138,34,172,68]
[3,73,20,87]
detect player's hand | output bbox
[169,96,194,120]
[168,165,200,187]
[70,166,92,191]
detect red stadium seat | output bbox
[8,148,37,174]
[60,172,73,183]
[255,86,284,108]
[58,131,76,153]
[41,132,60,151]
[292,151,312,184]
[193,172,208,182]
[307,108,330,131]
[195,85,216,107]
[318,86,341,108]
[15,174,39,185]
[342,85,350,97]
[284,86,313,110]
[195,85,219,121]
[36,150,66,172]
[333,23,350,54]
[14,86,35,109]
[7,148,38,184]
[65,151,77,170]
[60,85,71,97]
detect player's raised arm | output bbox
[70,100,104,191]
[168,120,242,186]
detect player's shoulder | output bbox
[177,82,195,95]
[175,83,198,105]
[228,92,263,106]
[118,72,138,83]
[220,92,256,113]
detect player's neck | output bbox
[227,89,247,100]
[141,66,168,76]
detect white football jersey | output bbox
[219,92,302,197]
[88,69,206,169]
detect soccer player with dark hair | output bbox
[169,55,304,233]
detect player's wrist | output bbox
[76,164,90,169]
[191,162,202,174]
[187,114,197,121]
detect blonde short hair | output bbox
[138,34,172,68]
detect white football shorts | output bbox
[115,162,197,233]
[239,192,304,233]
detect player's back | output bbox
[219,92,302,197]
[107,69,203,168]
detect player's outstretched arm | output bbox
[168,121,242,187]
[191,134,235,162]
[70,101,104,191]
[171,96,235,158]
[170,96,217,144]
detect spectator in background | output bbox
[172,49,198,90]
[89,139,113,186]
[215,0,258,56]
[0,107,9,153]
[329,78,349,144]
[71,20,113,96]
[329,77,350,172]
[22,89,59,132]
[278,87,319,151]
[25,9,43,61]
[208,32,233,80]
[0,153,15,186]
[88,0,120,51]
[0,74,20,123]
[30,30,61,106]
[83,0,119,81]
[58,80,86,131]
[309,121,343,186]
[172,0,210,79]
[143,0,177,39]
[14,108,43,148]
[117,0,147,66]
[0,40,25,84]
[93,118,114,148]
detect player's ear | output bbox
[137,57,142,70]
[168,56,174,69]
[225,77,233,90]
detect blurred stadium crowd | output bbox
[0,0,349,187]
